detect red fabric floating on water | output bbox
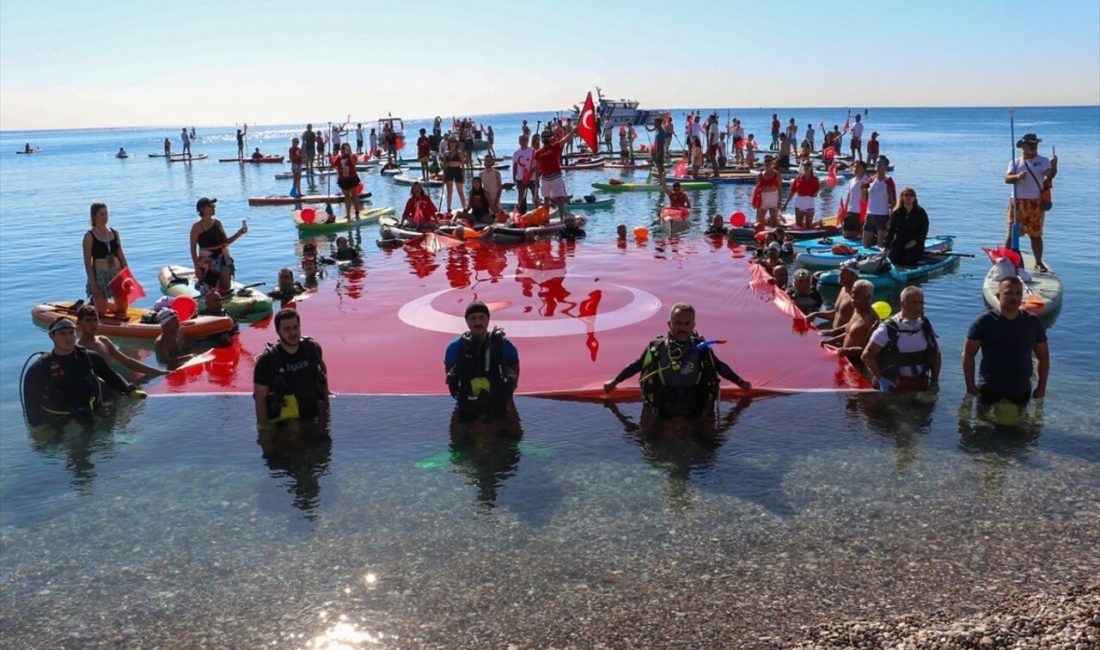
[148,238,869,397]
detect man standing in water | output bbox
[254,309,329,425]
[181,127,191,158]
[1004,132,1057,271]
[445,301,520,428]
[302,124,317,175]
[963,275,1048,406]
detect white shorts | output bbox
[541,174,567,199]
[794,195,816,211]
[759,189,779,210]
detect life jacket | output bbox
[639,335,720,420]
[31,348,105,420]
[259,337,327,421]
[878,317,938,385]
[447,329,515,421]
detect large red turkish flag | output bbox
[577,92,598,152]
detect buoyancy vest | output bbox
[260,337,327,421]
[639,335,720,419]
[30,348,105,420]
[878,318,938,384]
[447,329,515,420]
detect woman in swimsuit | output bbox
[82,202,130,317]
[443,137,467,214]
[189,198,247,294]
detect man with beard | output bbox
[444,301,520,428]
[253,309,329,424]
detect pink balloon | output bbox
[171,295,197,321]
[729,211,747,227]
[300,208,316,224]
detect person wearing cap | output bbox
[1005,132,1057,272]
[74,303,165,378]
[809,258,861,331]
[254,309,329,425]
[534,121,575,221]
[444,301,520,426]
[189,197,247,295]
[782,160,821,229]
[786,269,823,315]
[861,156,896,248]
[22,318,146,427]
[866,132,880,166]
[863,286,941,393]
[603,302,751,433]
[153,309,194,370]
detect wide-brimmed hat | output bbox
[1016,133,1041,147]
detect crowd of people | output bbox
[21,115,1056,437]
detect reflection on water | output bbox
[306,618,385,649]
[257,420,333,520]
[846,390,938,472]
[605,397,753,510]
[956,395,1045,495]
[447,405,524,509]
[26,399,138,495]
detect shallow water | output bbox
[1,107,1098,648]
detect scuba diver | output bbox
[253,309,329,425]
[21,318,147,427]
[603,302,751,433]
[444,301,520,428]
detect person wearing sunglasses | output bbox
[885,186,929,267]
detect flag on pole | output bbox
[107,267,146,303]
[577,92,598,152]
[842,116,850,135]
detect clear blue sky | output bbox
[1,0,1097,129]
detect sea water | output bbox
[0,107,1097,647]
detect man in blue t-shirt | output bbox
[963,276,1049,406]
[444,301,519,423]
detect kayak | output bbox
[219,155,285,163]
[294,206,396,235]
[592,181,714,192]
[982,250,1062,317]
[562,157,607,170]
[817,252,961,289]
[167,154,208,162]
[248,192,371,206]
[728,225,839,241]
[393,173,443,186]
[157,266,274,318]
[31,301,235,340]
[499,197,615,211]
[660,207,690,221]
[795,236,956,270]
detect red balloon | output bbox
[824,146,836,161]
[729,211,747,227]
[300,208,316,224]
[356,182,364,194]
[171,295,197,321]
[825,175,838,188]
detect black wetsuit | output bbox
[23,347,135,426]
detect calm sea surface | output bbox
[1,107,1098,648]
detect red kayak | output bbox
[248,192,370,206]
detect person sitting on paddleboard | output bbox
[603,303,751,432]
[189,198,247,295]
[444,301,520,427]
[21,318,147,427]
[253,309,329,425]
[401,181,438,231]
[465,177,493,227]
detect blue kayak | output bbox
[796,235,955,270]
[817,252,961,289]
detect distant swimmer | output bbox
[21,318,147,428]
[444,301,520,430]
[117,147,128,158]
[253,309,330,425]
[603,303,750,434]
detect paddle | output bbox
[1008,109,1020,253]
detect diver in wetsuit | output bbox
[444,301,520,425]
[22,318,146,427]
[604,302,751,423]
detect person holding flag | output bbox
[849,114,864,162]
[82,203,134,318]
[576,91,600,160]
[535,121,575,220]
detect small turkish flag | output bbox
[577,91,598,153]
[107,266,145,303]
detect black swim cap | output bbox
[465,301,490,319]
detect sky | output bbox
[1,0,1098,130]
